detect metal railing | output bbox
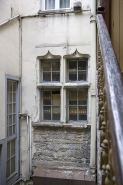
[97,14,123,185]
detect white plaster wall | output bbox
[21,7,91,178]
[0,18,20,140]
[19,0,91,16]
[19,0,40,16]
[22,13,91,118]
[0,0,19,23]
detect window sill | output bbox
[38,8,74,15]
[32,121,90,129]
[37,83,62,88]
[64,82,90,88]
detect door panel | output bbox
[6,77,19,185]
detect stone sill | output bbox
[64,82,90,88]
[32,122,91,129]
[37,83,62,88]
[38,8,74,15]
[33,168,96,182]
[37,82,90,89]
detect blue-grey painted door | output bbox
[6,76,20,185]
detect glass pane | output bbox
[11,156,15,174]
[45,0,55,10]
[7,127,9,137]
[52,91,60,105]
[13,82,16,92]
[69,71,77,81]
[69,106,77,120]
[52,72,60,81]
[52,62,60,71]
[69,91,77,105]
[7,81,9,92]
[79,106,87,120]
[9,115,12,126]
[60,0,70,8]
[9,126,12,137]
[43,91,51,105]
[13,103,16,113]
[43,62,51,71]
[78,91,87,105]
[7,93,12,103]
[43,106,51,120]
[8,81,12,92]
[13,93,16,102]
[13,125,15,135]
[78,61,86,70]
[69,61,77,70]
[11,140,15,156]
[6,160,10,178]
[43,72,51,81]
[7,142,10,160]
[13,114,16,124]
[53,106,60,120]
[78,71,86,81]
[8,104,12,114]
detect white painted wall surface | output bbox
[0,0,19,23]
[19,0,90,16]
[0,0,96,181]
[21,1,91,178]
[0,18,20,140]
[22,13,91,119]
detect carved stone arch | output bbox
[37,50,61,60]
[63,49,90,59]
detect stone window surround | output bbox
[35,50,91,128]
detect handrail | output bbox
[97,14,123,185]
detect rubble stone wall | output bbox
[33,126,91,170]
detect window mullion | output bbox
[67,91,70,120]
[55,0,59,9]
[51,91,52,121]
[41,62,43,82]
[10,142,11,175]
[42,91,43,121]
[77,90,78,121]
[12,82,13,136]
[77,61,78,81]
[51,62,52,82]
[86,59,88,81]
[67,61,69,82]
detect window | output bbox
[42,90,60,121]
[67,60,87,82]
[45,0,55,10]
[41,60,60,82]
[68,89,87,121]
[44,0,70,10]
[60,0,70,9]
[38,51,89,124]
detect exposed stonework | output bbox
[32,126,91,170]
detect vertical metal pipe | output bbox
[90,0,97,173]
[27,115,30,176]
[29,117,32,176]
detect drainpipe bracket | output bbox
[90,15,96,23]
[90,165,96,173]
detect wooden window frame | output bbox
[67,89,88,122]
[41,60,60,83]
[67,59,88,82]
[41,89,61,122]
[42,0,71,11]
